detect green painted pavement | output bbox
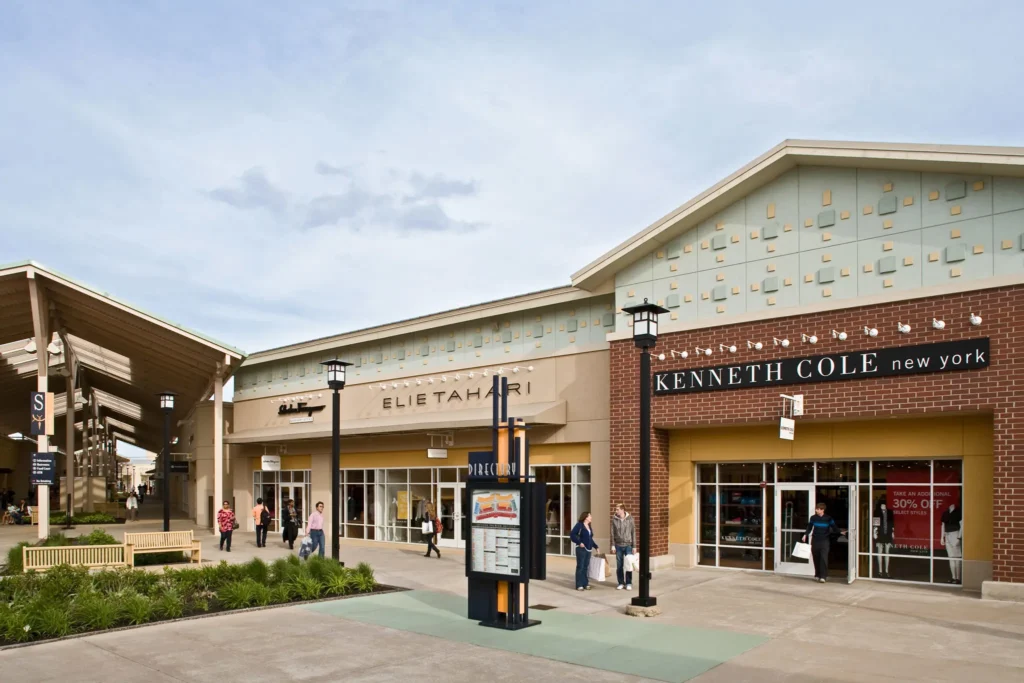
[305,591,765,682]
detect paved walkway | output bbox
[3,506,1024,681]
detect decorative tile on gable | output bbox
[818,209,836,228]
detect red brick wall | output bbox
[610,284,1024,582]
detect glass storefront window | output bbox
[720,547,763,570]
[816,461,856,483]
[698,464,716,483]
[934,460,962,484]
[719,463,762,484]
[871,460,930,483]
[718,486,763,547]
[776,462,814,482]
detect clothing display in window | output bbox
[941,504,963,584]
[873,504,895,577]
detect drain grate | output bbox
[529,604,558,611]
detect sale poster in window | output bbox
[886,469,960,555]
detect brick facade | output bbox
[610,284,1024,583]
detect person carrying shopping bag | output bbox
[611,503,635,591]
[306,501,326,558]
[422,502,442,558]
[570,511,599,591]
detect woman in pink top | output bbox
[217,500,236,552]
[307,501,325,558]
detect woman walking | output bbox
[125,491,138,521]
[217,500,236,552]
[307,501,326,558]
[282,499,299,550]
[423,502,441,558]
[570,511,599,591]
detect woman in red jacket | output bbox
[217,500,236,552]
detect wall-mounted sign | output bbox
[382,382,530,410]
[654,338,990,395]
[468,450,518,479]
[169,461,189,474]
[278,402,325,417]
[31,453,56,486]
[261,455,281,471]
[30,392,54,436]
[289,417,314,424]
[427,448,448,459]
[779,417,795,441]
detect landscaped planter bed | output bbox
[0,555,383,646]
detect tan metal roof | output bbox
[571,139,1024,291]
[0,261,247,452]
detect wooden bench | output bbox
[23,544,131,573]
[123,530,202,564]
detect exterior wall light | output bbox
[969,313,983,326]
[671,350,689,359]
[802,334,818,344]
[932,318,946,330]
[657,353,666,361]
[747,341,763,351]
[773,337,790,348]
[832,330,848,341]
[695,346,713,356]
[864,327,878,337]
[897,322,912,334]
[719,344,737,354]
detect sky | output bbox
[3,1,1024,451]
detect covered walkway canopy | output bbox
[0,261,246,535]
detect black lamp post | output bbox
[320,359,352,562]
[621,298,668,608]
[158,391,176,532]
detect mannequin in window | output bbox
[873,501,895,578]
[940,503,963,585]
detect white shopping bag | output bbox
[588,555,607,582]
[791,541,811,560]
[421,520,433,534]
[626,553,640,573]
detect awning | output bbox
[224,400,566,444]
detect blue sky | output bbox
[3,1,1024,421]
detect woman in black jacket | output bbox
[281,499,299,549]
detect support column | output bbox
[27,273,50,540]
[213,372,224,535]
[65,375,75,515]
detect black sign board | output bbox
[169,461,189,474]
[654,338,990,395]
[278,402,325,417]
[30,391,53,436]
[31,453,56,486]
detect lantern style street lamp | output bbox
[621,298,668,608]
[320,359,352,562]
[158,391,176,532]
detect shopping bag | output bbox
[626,553,640,573]
[421,520,434,534]
[791,541,811,560]
[298,535,314,560]
[588,555,607,582]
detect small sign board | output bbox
[30,392,54,436]
[427,448,448,459]
[261,455,281,471]
[779,417,795,441]
[31,453,56,486]
[169,461,189,474]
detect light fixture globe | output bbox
[158,391,177,412]
[969,313,983,326]
[320,359,352,390]
[622,298,670,349]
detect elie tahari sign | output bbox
[654,338,990,395]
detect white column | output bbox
[27,274,50,540]
[213,372,223,535]
[66,375,75,515]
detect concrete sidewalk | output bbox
[2,530,1024,681]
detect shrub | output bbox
[251,583,272,607]
[324,571,355,597]
[5,542,31,574]
[73,593,119,631]
[270,584,292,604]
[290,575,324,601]
[1,606,33,643]
[119,593,153,625]
[48,512,118,525]
[355,562,375,584]
[133,550,189,567]
[34,605,73,639]
[154,589,185,619]
[37,564,90,602]
[219,580,260,610]
[41,533,70,547]
[305,555,339,583]
[270,557,300,586]
[241,558,269,585]
[352,573,377,593]
[78,529,118,546]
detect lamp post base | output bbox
[630,595,658,608]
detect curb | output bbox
[0,585,408,651]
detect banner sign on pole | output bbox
[30,392,54,436]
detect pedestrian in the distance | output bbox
[307,501,326,558]
[125,491,138,521]
[282,499,299,550]
[423,502,441,558]
[252,497,269,548]
[802,502,846,583]
[570,511,599,591]
[217,500,236,552]
[611,503,635,591]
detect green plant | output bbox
[290,575,324,601]
[251,583,272,607]
[133,550,189,567]
[37,564,90,602]
[33,605,73,638]
[40,532,70,547]
[270,584,292,604]
[1,606,33,643]
[73,593,119,631]
[4,542,30,574]
[270,557,300,585]
[154,589,185,619]
[119,593,153,625]
[305,555,339,583]
[352,573,377,593]
[241,558,270,584]
[324,571,355,597]
[355,562,375,584]
[77,529,118,546]
[218,580,258,610]
[49,512,117,525]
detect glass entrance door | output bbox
[775,485,815,576]
[281,484,305,535]
[437,483,464,548]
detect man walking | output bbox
[252,497,270,548]
[802,502,846,583]
[611,503,635,591]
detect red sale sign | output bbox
[886,469,960,555]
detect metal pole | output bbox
[331,387,341,562]
[162,409,170,532]
[632,346,656,607]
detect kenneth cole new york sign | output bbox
[654,338,990,395]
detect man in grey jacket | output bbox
[611,503,635,590]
